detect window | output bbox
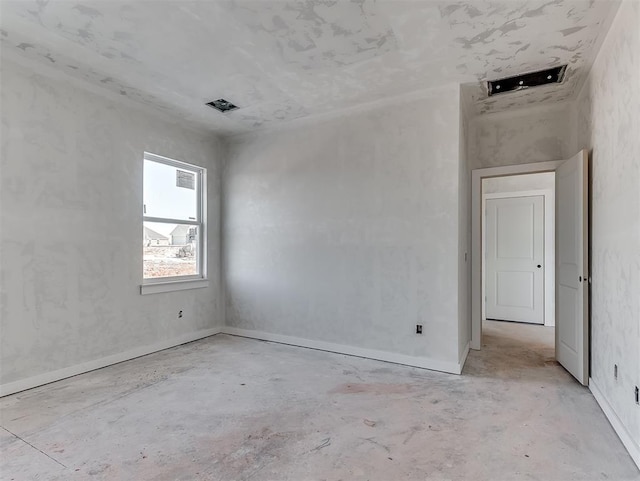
[142,152,206,293]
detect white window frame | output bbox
[141,152,208,295]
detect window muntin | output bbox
[143,153,205,283]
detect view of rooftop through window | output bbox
[143,154,204,280]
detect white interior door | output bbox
[486,195,545,324]
[555,150,589,385]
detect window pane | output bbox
[143,222,199,279]
[143,159,198,221]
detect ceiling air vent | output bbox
[206,98,239,113]
[488,65,567,97]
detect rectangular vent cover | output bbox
[206,98,238,113]
[488,65,567,97]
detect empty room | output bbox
[1,0,639,480]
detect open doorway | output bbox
[470,153,589,385]
[481,172,556,357]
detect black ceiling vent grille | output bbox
[206,98,239,113]
[488,65,567,97]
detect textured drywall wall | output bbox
[575,0,640,450]
[458,90,472,360]
[0,58,224,386]
[224,85,462,366]
[483,172,555,194]
[470,104,573,169]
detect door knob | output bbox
[537,265,542,268]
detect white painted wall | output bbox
[470,104,573,170]
[574,0,640,460]
[0,58,224,389]
[223,85,464,370]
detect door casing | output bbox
[471,160,563,350]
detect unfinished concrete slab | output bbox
[1,321,638,481]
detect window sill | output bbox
[140,279,209,295]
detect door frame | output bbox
[471,160,562,350]
[482,189,555,327]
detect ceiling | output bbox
[0,0,619,134]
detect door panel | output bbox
[497,203,535,259]
[496,271,534,308]
[558,285,578,351]
[486,195,544,324]
[555,150,589,385]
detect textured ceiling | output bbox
[0,0,619,134]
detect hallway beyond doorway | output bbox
[472,319,555,378]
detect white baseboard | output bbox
[0,327,222,397]
[222,327,461,374]
[590,377,640,470]
[458,341,470,372]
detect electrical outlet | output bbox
[178,310,183,319]
[614,364,618,380]
[416,324,423,335]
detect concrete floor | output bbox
[1,321,639,481]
